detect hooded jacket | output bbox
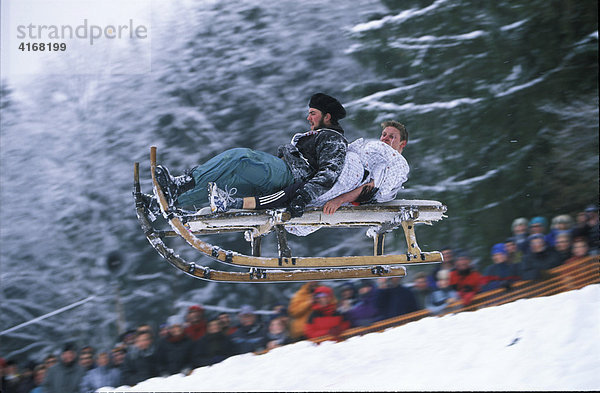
[288,283,317,340]
[304,287,350,339]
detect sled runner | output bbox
[133,147,447,282]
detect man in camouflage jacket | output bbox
[277,93,348,217]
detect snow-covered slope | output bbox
[102,284,600,391]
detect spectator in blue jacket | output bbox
[30,364,47,393]
[481,243,520,292]
[347,281,381,327]
[79,351,121,392]
[553,232,573,264]
[374,277,418,320]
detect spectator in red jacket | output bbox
[304,286,351,339]
[450,251,483,305]
[184,305,207,341]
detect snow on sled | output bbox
[133,147,447,283]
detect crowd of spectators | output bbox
[1,205,597,393]
[1,304,285,393]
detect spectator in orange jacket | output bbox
[288,282,319,341]
[450,251,482,305]
[304,286,351,339]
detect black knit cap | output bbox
[309,93,346,121]
[63,342,77,352]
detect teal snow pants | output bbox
[176,148,295,208]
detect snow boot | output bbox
[155,165,195,206]
[140,193,161,220]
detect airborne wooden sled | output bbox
[133,146,447,282]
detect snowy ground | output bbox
[101,284,600,392]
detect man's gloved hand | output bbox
[288,194,307,218]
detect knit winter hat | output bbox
[309,93,346,121]
[454,249,471,259]
[529,216,547,228]
[528,233,545,242]
[313,286,334,298]
[511,217,528,230]
[491,243,507,256]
